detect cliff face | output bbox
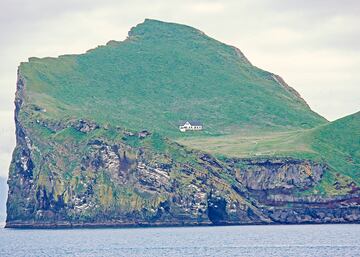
[6,75,359,228]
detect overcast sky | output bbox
[0,0,359,178]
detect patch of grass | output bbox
[122,135,141,148]
[53,127,87,142]
[177,129,316,158]
[149,132,166,152]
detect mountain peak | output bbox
[128,19,205,39]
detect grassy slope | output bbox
[308,112,360,194]
[19,19,326,139]
[179,112,360,195]
[177,129,317,159]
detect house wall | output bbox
[179,124,203,132]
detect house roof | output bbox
[178,120,203,126]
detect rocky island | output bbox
[6,19,359,228]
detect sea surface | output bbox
[0,224,359,256]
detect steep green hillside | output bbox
[311,111,359,172]
[308,111,360,194]
[19,19,326,138]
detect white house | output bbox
[179,120,203,132]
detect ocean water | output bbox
[0,224,359,257]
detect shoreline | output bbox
[4,220,360,230]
